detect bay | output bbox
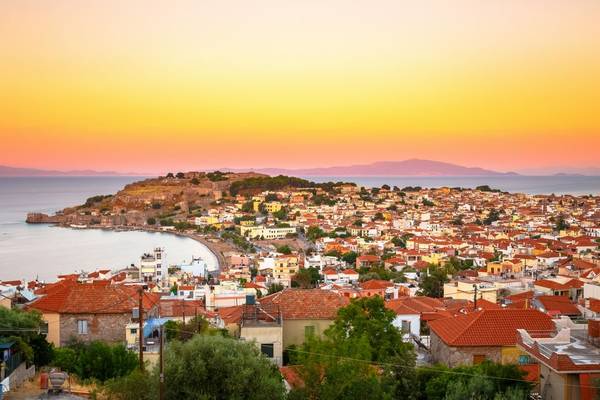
[0,177,217,281]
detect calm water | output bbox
[0,177,217,281]
[305,175,600,195]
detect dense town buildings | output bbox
[5,177,600,398]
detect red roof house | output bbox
[429,309,554,367]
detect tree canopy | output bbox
[105,335,285,400]
[417,265,449,298]
[289,296,416,399]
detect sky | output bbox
[1,0,599,174]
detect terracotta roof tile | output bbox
[359,280,393,290]
[29,283,157,314]
[429,309,554,347]
[259,289,349,320]
[536,296,581,316]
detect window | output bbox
[260,343,274,358]
[401,320,411,334]
[77,320,88,335]
[130,328,137,335]
[473,354,486,364]
[304,325,316,337]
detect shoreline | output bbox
[36,222,226,276]
[82,225,227,273]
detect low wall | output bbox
[2,362,35,393]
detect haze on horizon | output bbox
[1,0,599,174]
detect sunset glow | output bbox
[1,0,599,173]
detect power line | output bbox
[284,347,600,391]
[144,324,600,391]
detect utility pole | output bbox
[181,299,186,325]
[159,325,165,400]
[138,287,144,372]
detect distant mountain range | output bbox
[3,160,599,177]
[229,159,519,177]
[0,165,146,177]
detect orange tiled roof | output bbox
[29,283,158,314]
[341,269,359,275]
[159,299,214,318]
[534,279,583,291]
[359,280,393,290]
[217,305,244,324]
[385,296,445,316]
[259,289,349,320]
[536,296,580,316]
[429,309,553,347]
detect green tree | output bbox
[417,265,449,298]
[290,296,416,400]
[53,341,138,382]
[306,226,326,242]
[268,283,285,294]
[289,335,390,400]
[292,267,320,289]
[0,307,52,366]
[483,209,501,225]
[104,369,157,400]
[276,245,292,255]
[341,251,358,265]
[422,198,435,207]
[327,296,411,363]
[273,208,288,220]
[146,217,156,225]
[418,362,531,400]
[391,233,413,248]
[555,214,569,231]
[163,335,285,400]
[241,201,254,213]
[29,334,54,367]
[0,307,45,339]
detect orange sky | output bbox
[1,0,599,173]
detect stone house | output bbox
[428,309,554,367]
[28,281,159,347]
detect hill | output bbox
[0,165,144,177]
[228,159,518,177]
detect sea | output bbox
[1,175,598,281]
[0,177,218,281]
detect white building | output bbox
[139,248,166,284]
[240,225,297,240]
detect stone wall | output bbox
[430,332,501,367]
[60,313,131,346]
